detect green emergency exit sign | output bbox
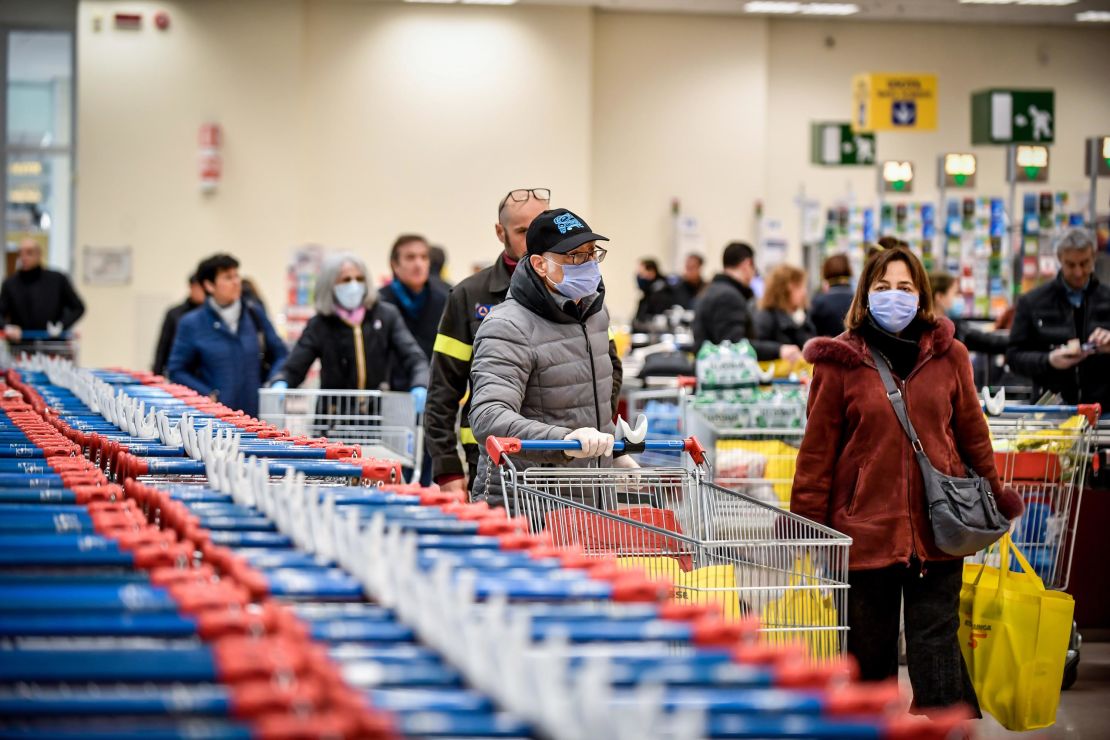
[810,123,876,166]
[972,89,1055,145]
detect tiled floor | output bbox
[900,641,1110,739]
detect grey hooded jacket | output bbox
[469,258,618,506]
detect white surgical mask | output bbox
[334,280,366,310]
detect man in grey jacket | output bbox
[469,208,633,505]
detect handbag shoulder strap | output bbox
[868,344,924,454]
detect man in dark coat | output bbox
[152,272,206,376]
[1,238,84,343]
[379,234,449,391]
[691,241,801,362]
[1007,227,1110,408]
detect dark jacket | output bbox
[274,302,429,391]
[673,277,706,310]
[633,277,681,330]
[153,298,201,376]
[1006,273,1110,407]
[692,274,782,361]
[953,320,1009,357]
[791,317,1007,570]
[0,267,85,331]
[166,300,288,418]
[469,260,618,503]
[379,280,448,391]
[810,284,854,338]
[424,255,622,487]
[754,307,816,348]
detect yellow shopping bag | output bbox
[759,557,841,661]
[618,557,741,620]
[959,535,1074,731]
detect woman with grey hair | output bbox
[270,253,429,407]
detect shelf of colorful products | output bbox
[0,355,969,740]
[813,192,1084,321]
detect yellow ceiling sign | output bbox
[852,73,937,132]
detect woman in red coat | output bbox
[791,245,1023,714]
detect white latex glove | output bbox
[46,321,63,338]
[564,427,615,459]
[613,455,640,469]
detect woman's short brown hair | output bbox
[760,264,807,312]
[822,254,852,283]
[844,245,937,331]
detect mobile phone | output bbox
[1081,341,1097,352]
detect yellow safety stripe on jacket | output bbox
[433,333,473,362]
[459,427,477,445]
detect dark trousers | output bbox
[847,558,981,715]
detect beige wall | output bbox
[592,12,768,314]
[73,1,1110,369]
[76,0,593,369]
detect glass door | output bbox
[3,29,74,276]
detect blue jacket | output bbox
[166,300,288,418]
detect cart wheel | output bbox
[1062,660,1079,690]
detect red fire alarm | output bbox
[155,11,170,31]
[114,13,142,30]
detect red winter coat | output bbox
[790,318,1009,570]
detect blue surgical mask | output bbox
[334,280,366,310]
[545,257,602,301]
[868,289,919,333]
[946,300,966,320]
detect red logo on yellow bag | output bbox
[968,629,990,649]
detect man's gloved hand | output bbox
[46,321,63,339]
[564,427,614,459]
[613,455,640,469]
[411,387,427,415]
[269,380,289,391]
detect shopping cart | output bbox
[683,381,807,509]
[486,435,852,659]
[258,388,422,481]
[2,330,79,364]
[978,400,1101,690]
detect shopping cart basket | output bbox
[3,330,79,364]
[982,402,1100,591]
[683,380,807,509]
[259,388,421,480]
[979,400,1101,690]
[486,436,852,659]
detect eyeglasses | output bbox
[498,187,551,213]
[558,247,607,266]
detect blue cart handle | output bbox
[982,401,1101,424]
[12,330,73,341]
[486,436,707,466]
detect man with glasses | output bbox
[468,208,633,506]
[428,188,568,495]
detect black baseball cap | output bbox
[526,208,609,257]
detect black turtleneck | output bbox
[860,315,927,380]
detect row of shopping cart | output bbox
[0,356,972,739]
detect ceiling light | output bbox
[744,2,803,13]
[403,0,459,4]
[461,0,518,4]
[1017,0,1077,5]
[958,1,1015,5]
[1076,10,1110,21]
[801,3,860,14]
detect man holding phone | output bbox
[1008,227,1110,408]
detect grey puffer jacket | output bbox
[469,259,616,506]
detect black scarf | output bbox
[861,315,927,379]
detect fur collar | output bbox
[803,316,956,368]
